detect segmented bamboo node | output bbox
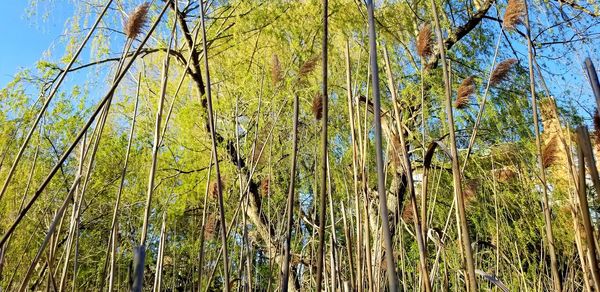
[455,76,475,109]
[503,0,525,31]
[125,3,150,39]
[490,59,518,86]
[312,93,324,120]
[542,137,559,169]
[416,24,433,59]
[271,54,283,86]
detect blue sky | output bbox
[0,1,72,87]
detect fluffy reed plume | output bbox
[209,180,223,199]
[542,137,559,169]
[299,55,319,78]
[455,76,475,109]
[416,24,433,59]
[594,109,600,148]
[125,3,150,39]
[401,205,414,223]
[204,213,218,240]
[261,178,270,197]
[312,93,323,120]
[503,0,525,31]
[271,54,283,86]
[490,59,517,86]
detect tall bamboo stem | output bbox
[523,1,561,289]
[428,0,477,289]
[199,1,230,290]
[315,0,330,290]
[365,1,398,290]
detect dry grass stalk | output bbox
[490,59,517,86]
[594,109,600,148]
[312,93,324,120]
[125,3,150,39]
[271,54,283,86]
[542,137,559,169]
[503,0,525,31]
[455,76,475,109]
[416,24,433,59]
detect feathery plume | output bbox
[299,55,319,78]
[490,59,517,86]
[125,3,150,39]
[271,54,283,86]
[503,0,526,31]
[312,93,323,120]
[204,213,219,240]
[416,24,433,59]
[542,137,559,169]
[455,76,475,109]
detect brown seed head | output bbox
[312,93,324,120]
[271,54,283,87]
[299,55,319,78]
[455,76,475,109]
[416,24,433,59]
[125,3,150,39]
[542,137,559,169]
[490,59,518,86]
[503,0,526,31]
[204,213,218,240]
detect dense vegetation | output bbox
[1,0,600,291]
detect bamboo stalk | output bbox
[315,0,330,290]
[576,126,600,291]
[428,0,477,289]
[523,1,561,290]
[280,92,299,291]
[383,46,431,292]
[365,1,398,290]
[198,1,230,290]
[107,73,140,292]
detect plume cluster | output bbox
[542,137,559,169]
[416,24,433,59]
[125,3,150,39]
[490,59,518,86]
[503,0,526,31]
[455,76,476,109]
[312,93,324,120]
[271,54,282,86]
